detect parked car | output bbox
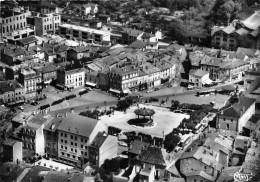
[18,106,24,110]
[86,87,93,91]
[174,110,183,113]
[167,84,173,88]
[31,101,39,106]
[174,146,182,152]
[154,88,160,91]
[210,101,216,106]
[118,141,128,147]
[146,89,154,93]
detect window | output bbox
[75,143,77,147]
[200,180,204,182]
[223,118,225,121]
[71,142,73,145]
[71,148,73,152]
[81,138,83,142]
[61,145,63,149]
[194,179,197,182]
[71,135,73,139]
[231,119,233,123]
[85,146,87,149]
[65,146,67,150]
[65,140,67,144]
[204,165,206,170]
[61,139,63,143]
[81,151,83,155]
[75,136,77,140]
[67,154,70,157]
[81,145,83,148]
[61,152,64,155]
[65,133,67,138]
[227,123,230,129]
[73,155,75,159]
[85,152,87,156]
[75,149,77,153]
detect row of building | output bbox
[2,110,117,168]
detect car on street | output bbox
[118,141,128,147]
[174,110,183,113]
[154,88,160,91]
[18,106,24,110]
[31,101,39,106]
[167,84,173,88]
[146,89,154,93]
[174,146,182,152]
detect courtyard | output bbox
[99,104,189,137]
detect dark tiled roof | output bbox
[128,40,147,49]
[44,117,63,132]
[0,80,23,94]
[41,64,57,74]
[129,140,150,155]
[17,37,38,45]
[189,69,208,77]
[138,146,166,166]
[20,166,50,182]
[57,113,98,137]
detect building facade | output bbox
[59,24,110,43]
[56,66,85,90]
[216,96,256,133]
[56,113,108,167]
[34,13,61,36]
[18,68,42,101]
[0,80,25,105]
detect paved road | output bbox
[48,79,242,115]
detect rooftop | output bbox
[17,36,38,45]
[243,10,260,30]
[137,146,166,166]
[0,80,23,94]
[59,23,109,35]
[189,69,209,77]
[129,140,150,155]
[57,113,99,137]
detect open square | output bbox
[99,104,189,137]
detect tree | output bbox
[209,0,242,24]
[167,19,187,44]
[164,132,181,152]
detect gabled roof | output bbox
[17,36,38,45]
[57,113,99,137]
[243,10,260,30]
[0,80,23,94]
[189,69,208,78]
[129,140,150,155]
[128,40,147,49]
[236,47,258,57]
[137,146,166,166]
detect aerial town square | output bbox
[0,0,260,181]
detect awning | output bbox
[109,88,121,94]
[202,79,213,85]
[85,82,96,87]
[16,100,24,104]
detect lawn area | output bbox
[99,104,189,137]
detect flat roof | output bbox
[59,24,109,35]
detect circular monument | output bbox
[128,107,155,127]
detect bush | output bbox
[108,126,121,136]
[150,97,159,102]
[65,94,76,100]
[40,104,50,110]
[79,89,89,96]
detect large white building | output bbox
[56,113,109,167]
[59,23,110,43]
[56,66,85,90]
